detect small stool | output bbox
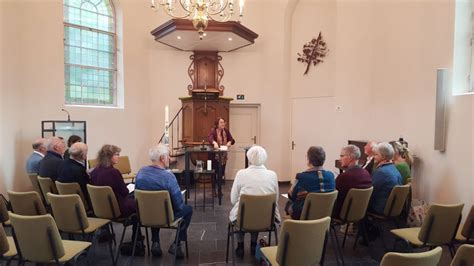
[194,170,215,211]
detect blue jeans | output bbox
[151,204,193,243]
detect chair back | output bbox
[87,159,97,169]
[55,181,90,211]
[87,184,121,219]
[9,212,65,263]
[37,176,58,204]
[383,185,411,217]
[380,246,442,266]
[7,191,46,215]
[451,244,474,266]
[405,177,412,185]
[300,191,338,220]
[418,203,464,245]
[0,195,9,223]
[135,190,174,227]
[460,206,474,241]
[47,193,89,233]
[237,193,276,231]
[27,174,43,198]
[339,187,373,222]
[115,156,132,174]
[0,224,9,255]
[276,217,330,266]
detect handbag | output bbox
[255,237,270,266]
[407,199,428,227]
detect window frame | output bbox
[63,0,118,107]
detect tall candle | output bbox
[239,0,244,15]
[165,105,169,124]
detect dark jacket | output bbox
[58,158,90,203]
[38,151,64,181]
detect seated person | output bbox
[63,135,82,159]
[334,144,372,218]
[90,144,144,254]
[229,145,280,258]
[58,142,90,204]
[362,141,376,174]
[391,141,413,184]
[369,142,403,214]
[26,138,47,174]
[288,146,335,220]
[38,137,66,181]
[135,144,192,259]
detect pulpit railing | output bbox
[159,107,184,156]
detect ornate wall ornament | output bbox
[297,32,329,75]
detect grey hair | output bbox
[246,145,267,166]
[32,138,46,151]
[149,144,169,162]
[69,142,87,159]
[374,142,394,161]
[45,137,63,151]
[342,144,361,161]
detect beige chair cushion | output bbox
[86,184,121,219]
[0,196,9,224]
[55,181,90,211]
[459,206,474,240]
[70,218,110,234]
[380,246,442,266]
[56,240,91,263]
[383,185,411,217]
[135,190,176,227]
[261,246,278,265]
[4,237,17,258]
[339,187,373,222]
[451,244,474,266]
[456,223,467,242]
[237,193,276,231]
[27,174,43,197]
[391,227,424,246]
[38,176,58,204]
[418,203,464,245]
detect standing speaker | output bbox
[434,68,448,151]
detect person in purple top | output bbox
[334,145,372,218]
[208,117,235,182]
[135,144,192,259]
[90,144,144,254]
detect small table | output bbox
[184,147,227,205]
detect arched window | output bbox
[64,0,117,106]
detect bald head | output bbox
[45,137,66,156]
[69,142,88,160]
[32,138,47,154]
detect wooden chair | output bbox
[226,193,278,265]
[133,190,189,265]
[332,186,373,256]
[87,184,134,264]
[7,191,46,216]
[380,246,442,266]
[391,203,464,258]
[455,206,474,243]
[0,224,17,265]
[55,181,91,212]
[47,193,115,265]
[37,176,58,206]
[299,191,340,265]
[451,244,474,266]
[9,212,91,265]
[367,185,411,250]
[260,217,331,266]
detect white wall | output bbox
[0,0,473,213]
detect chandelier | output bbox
[151,0,244,39]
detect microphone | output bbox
[61,109,71,121]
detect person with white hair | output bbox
[135,144,193,259]
[26,138,47,174]
[370,142,403,214]
[58,142,90,201]
[362,141,377,174]
[38,136,66,181]
[229,145,280,258]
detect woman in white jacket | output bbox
[229,145,281,258]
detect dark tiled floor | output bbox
[58,181,455,265]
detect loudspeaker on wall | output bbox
[434,68,448,151]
